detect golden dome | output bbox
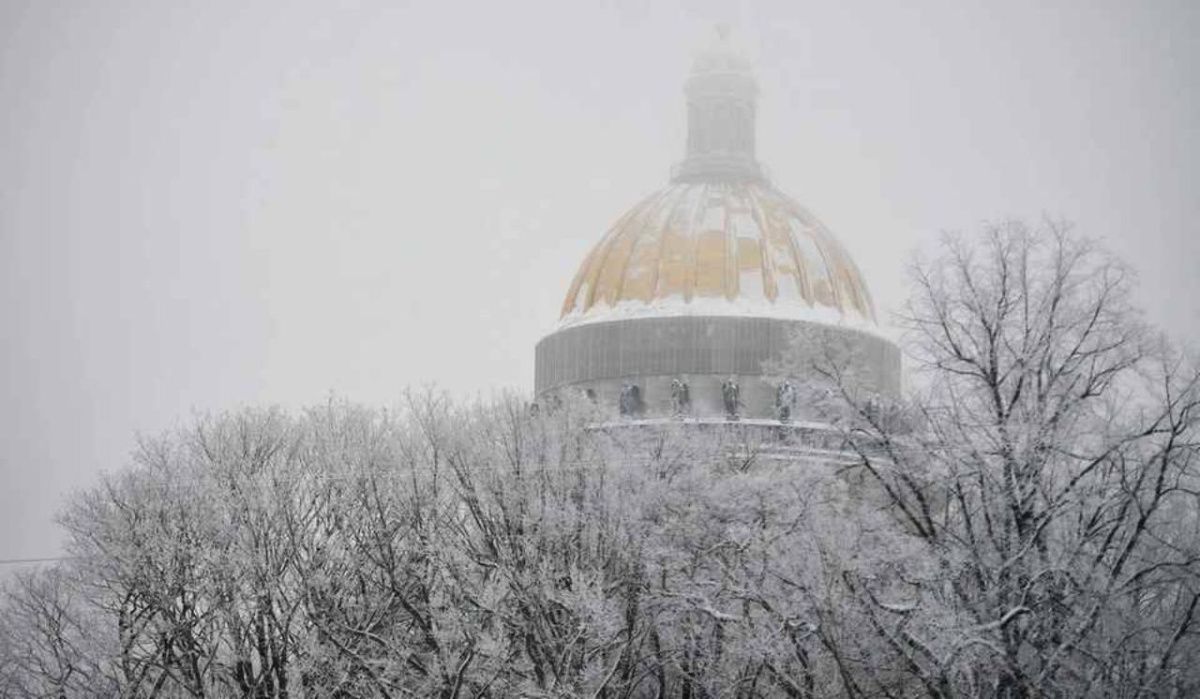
[559,180,877,328]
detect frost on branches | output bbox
[785,220,1200,697]
[1,221,1197,698]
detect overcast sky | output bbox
[2,0,1197,563]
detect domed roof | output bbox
[559,180,877,329]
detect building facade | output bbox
[536,32,900,424]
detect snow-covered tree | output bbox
[800,220,1200,697]
[1,220,1196,698]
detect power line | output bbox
[0,556,75,567]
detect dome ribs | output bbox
[695,227,717,297]
[680,184,707,302]
[692,184,729,299]
[564,194,653,316]
[622,184,686,305]
[721,184,737,301]
[729,185,763,303]
[616,186,686,306]
[843,268,871,319]
[561,245,596,317]
[595,222,641,309]
[557,181,879,329]
[816,219,876,321]
[788,202,845,312]
[649,184,691,304]
[583,190,666,313]
[745,187,778,303]
[754,186,813,307]
[844,256,877,321]
[795,204,873,321]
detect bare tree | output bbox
[2,222,1195,698]
[0,567,117,698]
[807,220,1200,697]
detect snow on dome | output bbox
[555,28,883,337]
[558,181,879,330]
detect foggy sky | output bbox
[2,0,1198,564]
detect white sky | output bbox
[2,0,1198,562]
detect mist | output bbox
[2,0,1197,566]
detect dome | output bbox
[535,28,901,418]
[559,180,878,329]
